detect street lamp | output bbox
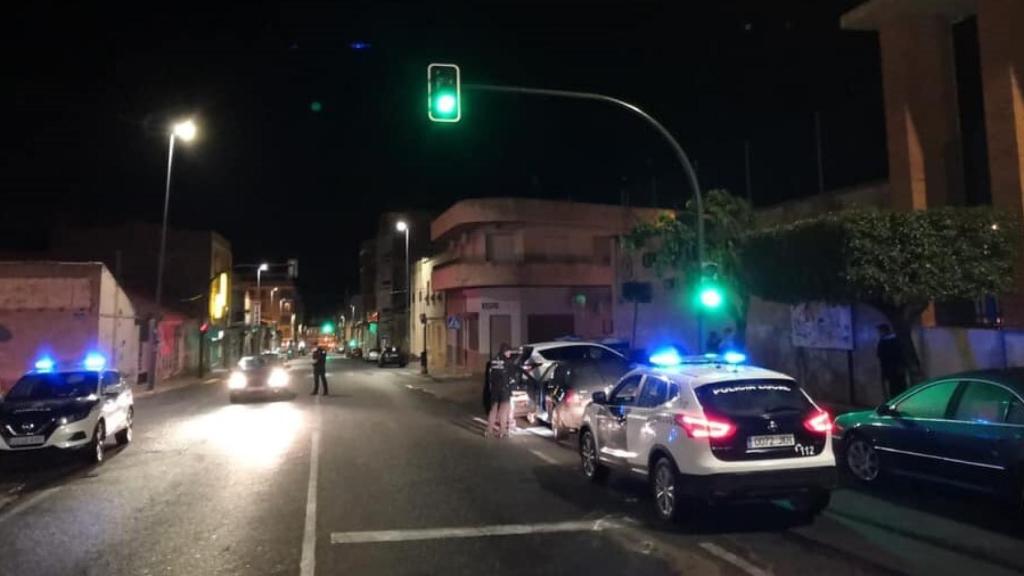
[269,287,279,321]
[256,262,269,327]
[150,118,198,390]
[395,220,410,352]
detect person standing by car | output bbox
[486,345,513,438]
[876,323,906,397]
[311,346,329,396]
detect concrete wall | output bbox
[97,267,139,382]
[0,262,140,392]
[747,296,1024,408]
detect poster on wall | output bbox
[791,302,853,350]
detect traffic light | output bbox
[427,63,461,122]
[696,263,724,311]
[321,322,335,335]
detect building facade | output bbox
[429,198,663,375]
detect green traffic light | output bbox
[321,322,335,335]
[436,93,456,114]
[698,285,724,309]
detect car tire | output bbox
[115,409,133,446]
[790,489,831,521]
[86,421,105,465]
[579,430,608,483]
[652,457,687,523]
[843,435,881,484]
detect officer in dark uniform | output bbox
[312,346,329,395]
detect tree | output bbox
[743,208,1019,383]
[625,189,755,345]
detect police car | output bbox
[578,348,836,522]
[0,354,134,464]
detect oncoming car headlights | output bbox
[228,371,247,390]
[268,368,289,388]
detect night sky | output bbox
[4,1,896,315]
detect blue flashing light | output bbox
[649,346,683,367]
[722,351,747,365]
[349,41,372,50]
[34,357,55,372]
[83,353,107,371]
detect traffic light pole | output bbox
[464,83,708,352]
[464,83,705,267]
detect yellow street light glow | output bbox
[173,119,197,141]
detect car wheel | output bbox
[790,489,831,520]
[86,421,105,464]
[652,457,685,523]
[844,436,881,483]
[579,430,608,483]
[115,409,133,446]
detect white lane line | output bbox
[0,487,60,523]
[472,416,489,426]
[203,377,219,384]
[331,517,624,545]
[698,542,771,576]
[528,449,559,465]
[299,398,321,576]
[405,384,416,390]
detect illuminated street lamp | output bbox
[396,220,410,351]
[150,118,198,390]
[256,263,269,327]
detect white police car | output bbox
[578,348,836,522]
[0,354,134,464]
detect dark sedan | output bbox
[834,369,1024,504]
[378,347,408,367]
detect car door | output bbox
[933,380,1021,492]
[626,375,673,470]
[876,380,960,477]
[100,371,126,433]
[595,374,643,467]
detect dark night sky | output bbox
[3,0,892,315]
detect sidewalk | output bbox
[132,369,227,399]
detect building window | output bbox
[486,233,516,263]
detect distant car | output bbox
[349,347,364,359]
[835,369,1024,506]
[378,347,408,367]
[228,354,291,402]
[579,349,836,523]
[0,358,134,464]
[507,342,629,426]
[365,348,381,362]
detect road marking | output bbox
[203,377,220,384]
[698,542,771,576]
[528,449,559,465]
[472,416,489,426]
[331,517,624,545]
[299,397,321,576]
[0,487,60,523]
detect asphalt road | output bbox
[1,356,1023,576]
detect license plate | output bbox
[747,434,795,449]
[8,435,45,447]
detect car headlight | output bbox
[268,368,289,388]
[58,410,91,426]
[228,371,247,390]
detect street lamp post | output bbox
[395,221,410,353]
[150,118,197,391]
[256,263,269,350]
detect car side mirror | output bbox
[592,391,607,404]
[877,404,898,417]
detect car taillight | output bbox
[804,411,833,433]
[675,413,735,439]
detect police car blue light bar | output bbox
[34,356,56,372]
[83,353,107,371]
[649,347,683,367]
[722,351,747,365]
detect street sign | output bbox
[446,315,461,330]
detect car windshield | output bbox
[694,379,813,418]
[6,372,99,401]
[239,357,269,370]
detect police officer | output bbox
[311,346,329,395]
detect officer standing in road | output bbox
[312,346,329,396]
